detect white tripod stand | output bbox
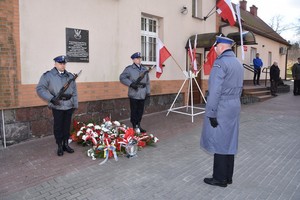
[166,70,206,122]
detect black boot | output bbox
[204,177,227,187]
[63,140,74,153]
[138,123,147,133]
[139,127,147,133]
[57,143,63,156]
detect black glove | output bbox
[209,117,218,128]
[140,83,146,88]
[130,82,138,90]
[50,97,60,106]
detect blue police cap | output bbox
[53,55,67,63]
[215,36,234,45]
[131,52,142,59]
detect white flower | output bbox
[86,128,93,134]
[153,137,159,143]
[87,123,94,127]
[113,121,121,126]
[82,135,87,141]
[77,130,83,136]
[101,127,110,133]
[94,125,101,130]
[105,121,112,127]
[92,132,98,138]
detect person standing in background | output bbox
[36,55,78,156]
[292,57,300,96]
[253,53,263,86]
[270,61,280,96]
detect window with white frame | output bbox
[268,52,272,67]
[141,16,158,65]
[250,47,257,65]
[192,0,203,18]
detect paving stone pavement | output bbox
[0,89,300,200]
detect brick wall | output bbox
[0,0,20,108]
[0,93,184,145]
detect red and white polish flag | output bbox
[217,0,237,26]
[156,38,171,78]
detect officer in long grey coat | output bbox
[119,52,150,133]
[200,36,244,187]
[36,55,78,156]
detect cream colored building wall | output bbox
[19,0,216,84]
[222,26,288,81]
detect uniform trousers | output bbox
[213,154,235,182]
[52,108,74,145]
[129,98,145,127]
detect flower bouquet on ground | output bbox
[71,117,159,164]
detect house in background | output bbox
[0,0,290,145]
[226,0,290,83]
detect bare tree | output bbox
[269,15,289,34]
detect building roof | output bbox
[236,4,290,46]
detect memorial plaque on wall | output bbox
[66,28,89,62]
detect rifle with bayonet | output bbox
[50,70,82,105]
[130,65,155,90]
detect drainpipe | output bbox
[1,110,6,148]
[285,48,288,80]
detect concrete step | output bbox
[242,85,273,103]
[257,94,273,102]
[244,90,271,96]
[243,86,269,92]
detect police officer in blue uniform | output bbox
[36,55,78,156]
[119,52,150,133]
[200,36,244,187]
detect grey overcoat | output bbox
[36,67,78,110]
[119,64,150,100]
[200,50,244,155]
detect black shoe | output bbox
[57,144,63,156]
[139,127,147,133]
[63,140,74,153]
[271,93,278,97]
[204,178,227,187]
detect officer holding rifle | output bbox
[119,52,151,133]
[36,55,78,156]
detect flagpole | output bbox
[206,10,217,19]
[170,55,184,72]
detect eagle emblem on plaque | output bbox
[74,29,82,40]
